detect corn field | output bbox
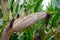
[0,0,60,40]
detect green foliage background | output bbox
[0,0,60,40]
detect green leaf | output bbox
[51,14,58,28]
[24,27,33,40]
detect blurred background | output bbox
[0,0,60,40]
